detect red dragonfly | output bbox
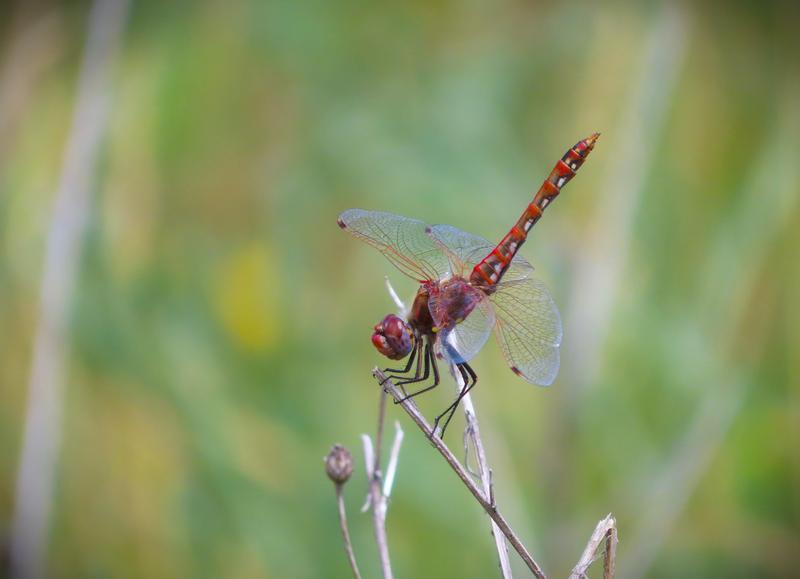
[338,133,599,436]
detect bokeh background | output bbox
[1,0,798,577]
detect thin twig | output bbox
[359,435,374,513]
[489,469,496,509]
[456,365,513,579]
[369,388,394,579]
[568,514,617,579]
[10,1,131,578]
[326,445,362,579]
[375,388,388,469]
[384,276,408,317]
[336,484,363,579]
[374,368,547,579]
[382,422,404,498]
[603,525,618,579]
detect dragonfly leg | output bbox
[380,341,418,384]
[394,343,441,404]
[393,342,430,392]
[434,363,478,438]
[386,340,424,397]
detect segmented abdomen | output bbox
[471,133,599,288]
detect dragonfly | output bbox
[338,133,599,436]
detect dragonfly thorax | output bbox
[404,276,483,342]
[428,276,482,332]
[408,283,436,336]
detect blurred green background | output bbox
[1,0,798,577]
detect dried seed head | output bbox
[325,444,353,485]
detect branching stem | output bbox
[369,388,394,579]
[456,365,513,578]
[371,368,618,579]
[568,514,617,579]
[374,368,547,578]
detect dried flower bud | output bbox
[325,444,353,485]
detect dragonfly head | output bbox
[371,314,414,360]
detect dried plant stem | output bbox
[374,388,388,467]
[603,524,618,579]
[335,484,363,579]
[374,369,546,579]
[568,514,617,579]
[369,476,394,579]
[456,367,513,578]
[369,389,394,579]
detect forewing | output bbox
[437,296,495,364]
[338,209,451,281]
[490,277,562,386]
[427,224,491,277]
[428,223,535,281]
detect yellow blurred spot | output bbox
[214,244,279,352]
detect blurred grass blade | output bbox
[623,93,800,579]
[564,3,690,390]
[9,1,131,577]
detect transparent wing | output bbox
[337,209,451,281]
[428,223,535,282]
[437,296,495,364]
[490,277,562,386]
[426,224,491,277]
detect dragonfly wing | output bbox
[490,277,562,386]
[338,209,451,281]
[426,224,491,277]
[428,223,535,281]
[437,296,495,364]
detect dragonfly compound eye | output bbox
[371,314,414,360]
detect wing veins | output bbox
[362,218,434,281]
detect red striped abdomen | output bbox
[471,133,600,288]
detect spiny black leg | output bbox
[396,343,441,403]
[395,342,429,386]
[380,341,418,385]
[430,347,440,385]
[405,340,427,396]
[383,341,423,402]
[433,364,472,436]
[395,340,426,397]
[402,340,425,381]
[383,344,416,374]
[392,343,433,405]
[436,364,471,421]
[434,362,478,438]
[397,342,433,390]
